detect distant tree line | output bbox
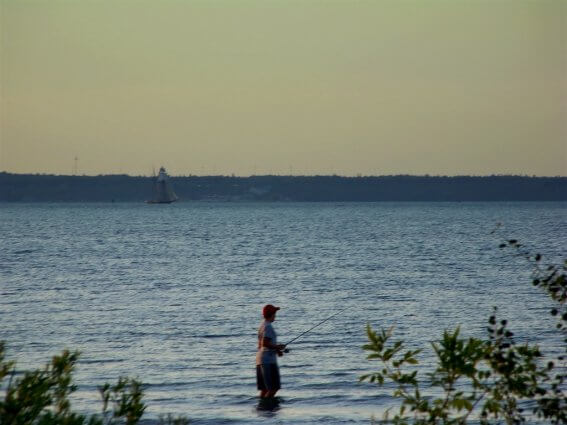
[0,172,565,202]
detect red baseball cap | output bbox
[262,304,280,318]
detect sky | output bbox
[0,0,565,177]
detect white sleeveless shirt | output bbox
[256,320,278,365]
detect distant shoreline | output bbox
[1,172,565,202]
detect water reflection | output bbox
[256,396,282,417]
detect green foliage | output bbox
[99,378,146,425]
[0,346,189,425]
[361,242,566,424]
[499,239,566,423]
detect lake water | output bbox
[1,202,565,424]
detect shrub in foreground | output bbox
[0,345,189,425]
[362,241,566,424]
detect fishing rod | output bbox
[283,306,349,351]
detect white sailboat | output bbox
[146,167,178,204]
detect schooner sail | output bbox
[146,167,178,204]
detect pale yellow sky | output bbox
[1,0,566,176]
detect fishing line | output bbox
[284,306,349,349]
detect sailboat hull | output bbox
[145,199,177,204]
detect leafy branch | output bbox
[361,242,566,424]
[0,345,189,425]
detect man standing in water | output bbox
[256,304,286,398]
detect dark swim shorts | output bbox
[256,364,281,391]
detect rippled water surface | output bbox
[1,202,565,424]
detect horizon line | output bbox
[1,171,566,179]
